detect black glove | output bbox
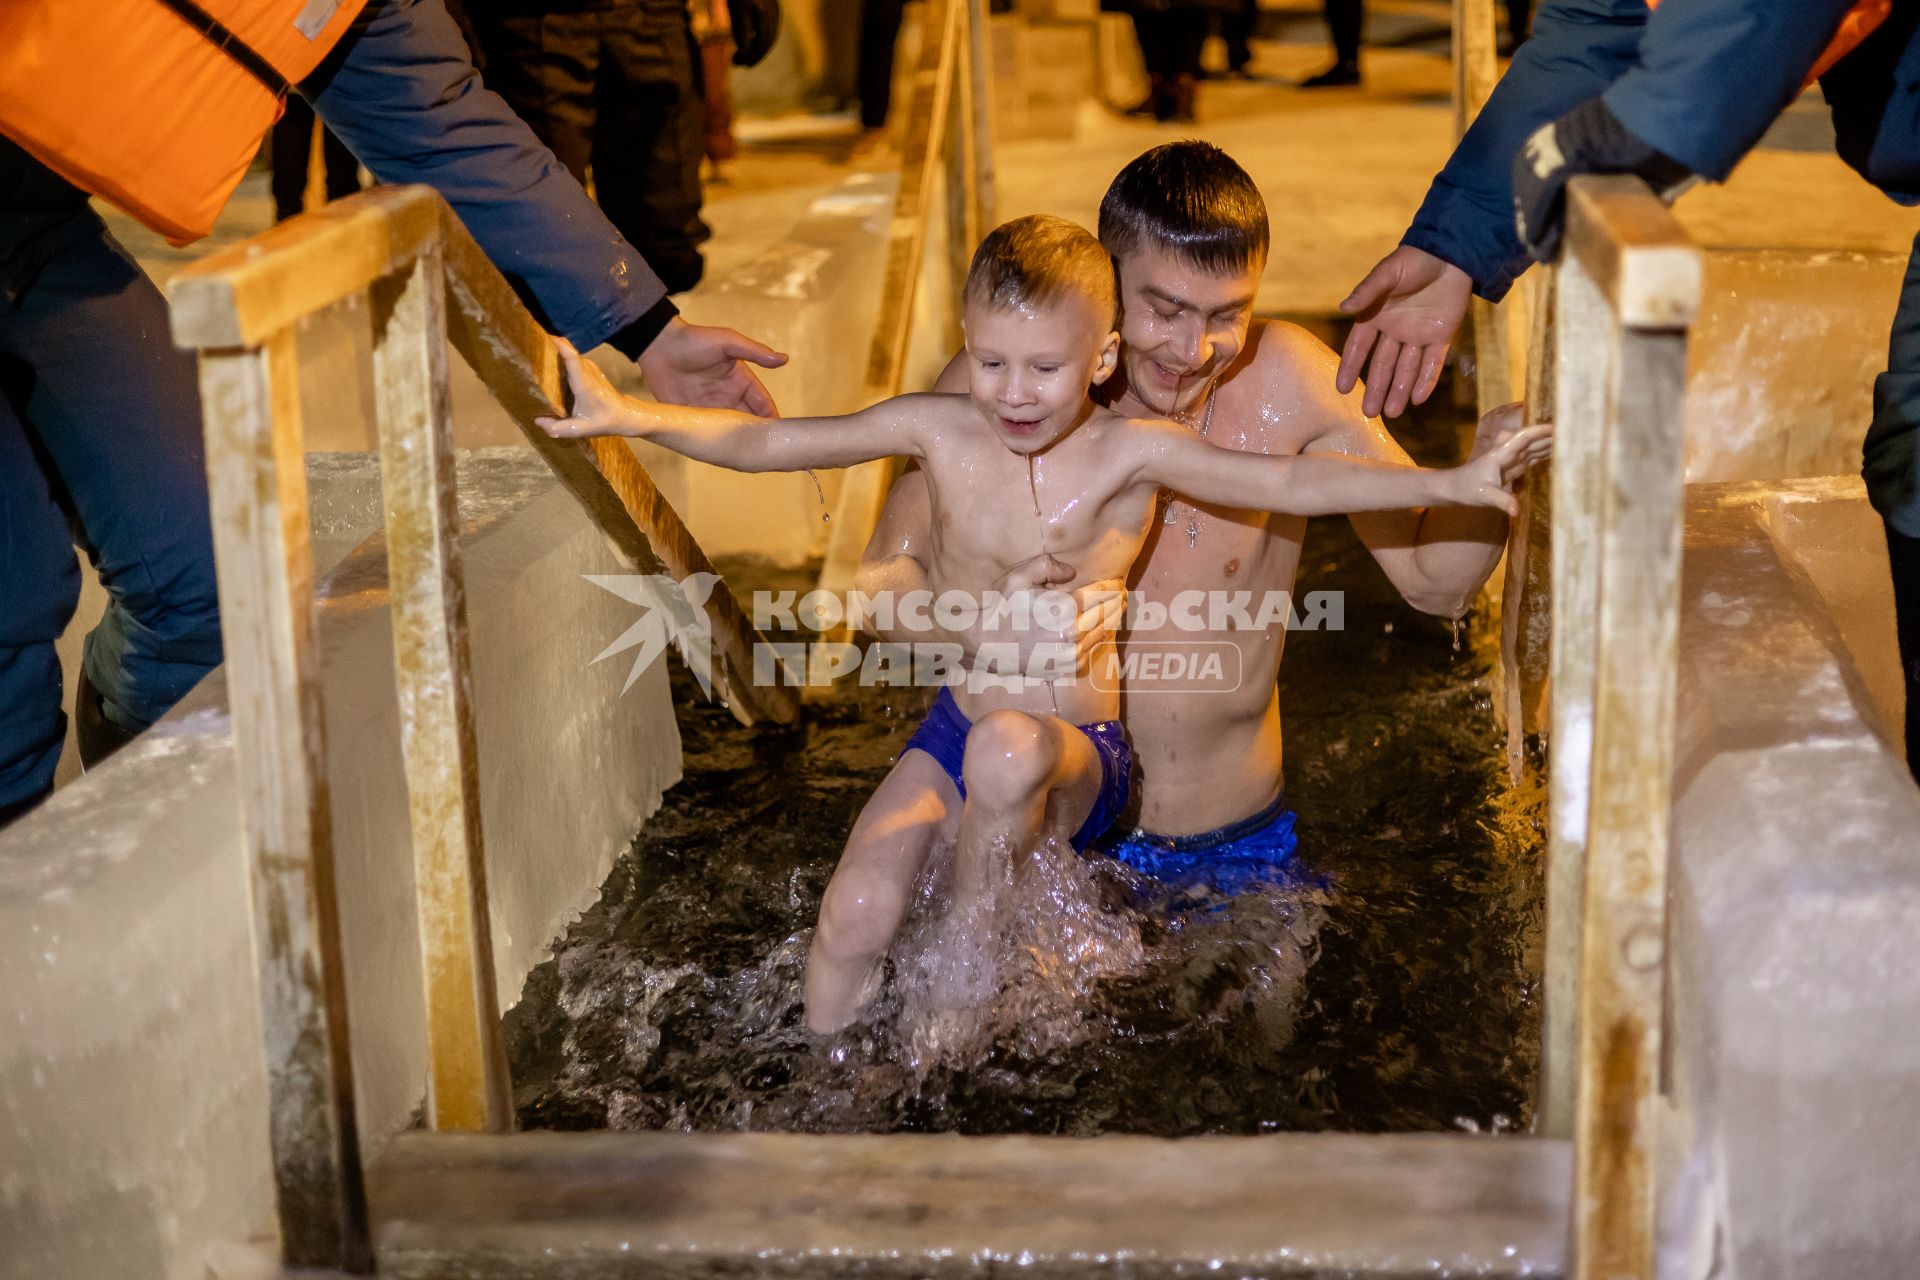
[728,0,779,66]
[1511,96,1695,262]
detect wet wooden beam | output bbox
[369,1130,1572,1278]
[1454,0,1514,418]
[370,244,515,1134]
[1547,177,1695,1279]
[1563,176,1702,330]
[170,185,440,349]
[817,0,965,614]
[436,204,800,728]
[194,329,373,1272]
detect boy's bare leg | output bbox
[805,750,961,1033]
[953,710,1103,911]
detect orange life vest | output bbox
[0,0,372,246]
[1643,0,1893,86]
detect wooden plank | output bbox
[1451,0,1499,137]
[370,245,515,1134]
[370,1130,1571,1278]
[170,186,441,349]
[1498,268,1556,775]
[1541,256,1609,1143]
[965,0,999,230]
[1563,176,1701,329]
[1453,0,1513,418]
[1570,324,1687,1280]
[816,0,964,609]
[945,10,979,316]
[435,205,800,728]
[196,331,373,1272]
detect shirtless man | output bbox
[859,142,1520,889]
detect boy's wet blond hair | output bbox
[964,215,1118,328]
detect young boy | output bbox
[539,214,1549,1031]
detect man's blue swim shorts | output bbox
[1097,790,1302,894]
[900,686,1132,851]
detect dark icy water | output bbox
[504,429,1546,1137]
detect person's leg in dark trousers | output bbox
[1303,0,1363,85]
[1128,11,1174,118]
[271,95,363,223]
[1864,232,1920,781]
[858,0,909,131]
[270,95,319,222]
[1503,0,1531,52]
[1220,0,1257,75]
[0,219,221,823]
[480,7,602,183]
[1163,12,1207,122]
[596,0,711,294]
[0,370,80,825]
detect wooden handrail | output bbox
[170,180,805,1268]
[434,202,800,729]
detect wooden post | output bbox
[370,244,515,1134]
[197,329,373,1272]
[1541,255,1607,1142]
[965,0,999,230]
[1549,176,1699,1280]
[816,0,963,611]
[1452,0,1514,418]
[945,0,979,317]
[1498,270,1555,780]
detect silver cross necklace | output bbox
[1161,378,1219,547]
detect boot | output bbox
[1125,74,1167,118]
[1167,74,1199,124]
[1300,60,1361,88]
[75,672,139,770]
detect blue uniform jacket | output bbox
[308,0,669,350]
[1404,0,1920,302]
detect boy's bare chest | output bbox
[923,448,1156,587]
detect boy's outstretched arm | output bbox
[1132,418,1551,519]
[537,338,931,473]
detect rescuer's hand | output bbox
[728,0,780,65]
[1336,245,1474,419]
[637,317,789,416]
[1513,97,1695,262]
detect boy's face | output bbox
[1113,243,1262,419]
[963,290,1120,455]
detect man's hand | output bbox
[1336,246,1474,419]
[635,316,789,415]
[1513,96,1695,262]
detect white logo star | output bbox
[585,572,724,701]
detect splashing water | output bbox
[506,510,1544,1137]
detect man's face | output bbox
[964,291,1119,455]
[1113,243,1262,418]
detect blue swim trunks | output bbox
[1097,790,1302,894]
[900,686,1132,852]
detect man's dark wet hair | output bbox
[1098,142,1270,273]
[965,214,1118,326]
